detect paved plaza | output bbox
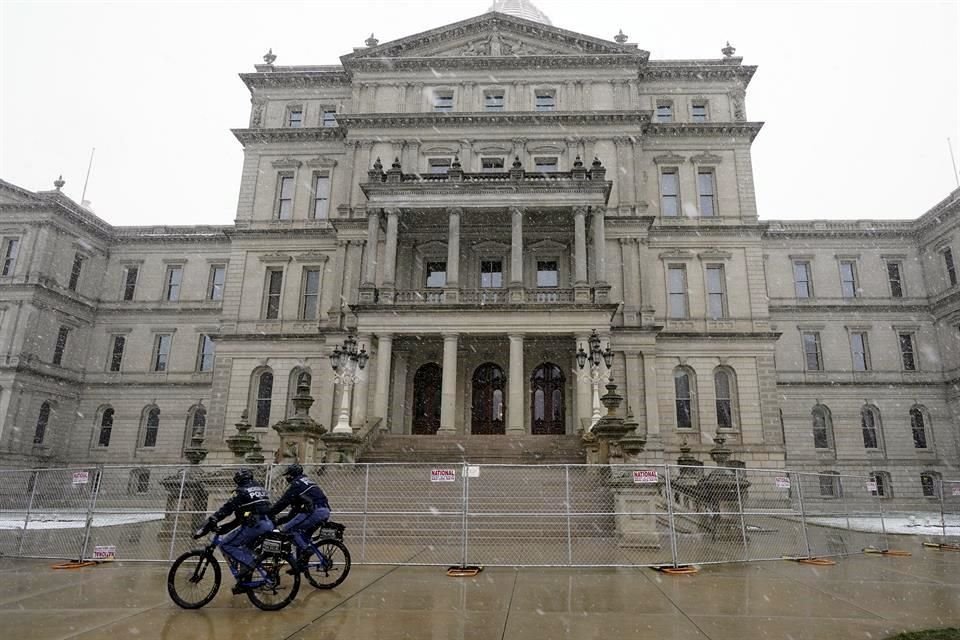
[2,538,959,639]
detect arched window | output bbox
[674,367,696,429]
[861,406,882,450]
[142,406,160,447]
[184,405,206,450]
[412,363,442,435]
[97,407,114,447]
[287,368,311,417]
[870,471,892,498]
[34,402,51,444]
[253,369,274,428]
[129,468,150,495]
[531,363,565,435]
[472,363,506,435]
[920,472,941,498]
[910,407,930,449]
[811,405,834,449]
[714,368,736,429]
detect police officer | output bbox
[269,463,331,567]
[202,468,274,593]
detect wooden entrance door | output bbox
[531,363,565,435]
[412,363,442,435]
[471,363,506,435]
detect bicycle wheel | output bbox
[305,538,351,590]
[246,553,300,611]
[167,550,221,609]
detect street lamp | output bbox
[576,329,614,429]
[329,335,369,434]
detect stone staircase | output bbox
[358,434,587,465]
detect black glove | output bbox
[192,517,216,539]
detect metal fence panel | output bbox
[737,468,807,562]
[15,467,98,560]
[0,469,37,557]
[940,480,960,542]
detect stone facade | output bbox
[0,11,957,504]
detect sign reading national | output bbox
[431,469,456,483]
[632,470,659,484]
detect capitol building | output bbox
[0,0,957,503]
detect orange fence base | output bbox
[446,566,483,577]
[922,542,960,552]
[863,547,912,557]
[653,565,699,575]
[790,557,837,566]
[51,561,99,570]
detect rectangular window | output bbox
[429,158,452,174]
[152,334,172,372]
[164,266,183,301]
[484,92,505,112]
[850,332,870,371]
[655,101,673,123]
[819,474,840,498]
[425,261,447,288]
[697,170,716,217]
[312,174,330,219]
[691,101,708,122]
[839,260,858,298]
[264,269,283,320]
[534,91,555,111]
[276,175,294,220]
[433,92,454,112]
[481,157,505,172]
[667,265,688,319]
[122,265,139,301]
[300,268,321,320]
[944,248,957,286]
[109,335,125,372]
[197,334,215,372]
[886,262,903,298]
[68,254,84,291]
[480,260,503,288]
[534,157,558,173]
[52,326,69,366]
[321,110,337,127]
[660,169,680,216]
[802,332,822,371]
[899,332,917,371]
[705,265,726,319]
[287,107,303,128]
[793,261,813,298]
[536,260,559,288]
[207,265,225,301]
[1,237,19,276]
[921,475,936,497]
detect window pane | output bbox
[256,372,274,428]
[98,409,114,447]
[660,170,679,216]
[429,159,452,174]
[480,260,503,288]
[34,403,50,444]
[803,333,821,370]
[899,333,916,370]
[485,94,504,111]
[313,175,330,219]
[656,104,672,122]
[698,171,715,216]
[706,266,725,318]
[668,266,687,318]
[887,263,903,297]
[154,335,171,372]
[911,409,928,448]
[674,371,692,428]
[425,262,447,288]
[166,267,182,301]
[536,261,558,288]
[52,326,69,366]
[266,270,283,319]
[208,266,225,300]
[851,333,868,371]
[535,93,555,111]
[481,158,504,172]
[123,266,138,300]
[2,238,19,276]
[945,248,957,285]
[288,109,302,127]
[302,269,321,320]
[840,261,857,297]
[277,176,294,219]
[534,157,558,173]
[68,254,83,291]
[198,335,215,372]
[322,110,337,127]
[691,103,707,122]
[433,94,453,112]
[110,336,125,372]
[861,409,878,448]
[793,262,811,298]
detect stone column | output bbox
[624,351,643,418]
[592,208,610,303]
[642,352,659,437]
[373,334,393,427]
[351,333,371,429]
[508,334,525,434]
[440,334,458,433]
[381,208,399,302]
[359,210,380,303]
[573,206,589,302]
[576,334,592,432]
[445,207,461,302]
[509,206,524,302]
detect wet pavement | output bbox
[2,540,959,639]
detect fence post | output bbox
[360,464,369,563]
[167,468,188,561]
[460,463,469,568]
[877,485,889,552]
[78,466,102,562]
[564,465,573,565]
[16,470,39,557]
[733,467,749,561]
[796,471,812,559]
[664,465,680,568]
[939,479,947,539]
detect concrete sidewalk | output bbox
[2,542,958,639]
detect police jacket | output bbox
[269,475,330,519]
[212,483,272,524]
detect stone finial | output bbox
[512,156,523,169]
[591,157,603,169]
[573,155,584,168]
[709,433,732,465]
[263,48,277,65]
[451,155,461,169]
[365,33,379,47]
[373,157,383,172]
[245,436,266,464]
[614,29,628,44]
[721,41,736,58]
[54,175,65,191]
[391,157,402,171]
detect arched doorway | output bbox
[412,363,442,435]
[531,363,565,435]
[472,363,505,435]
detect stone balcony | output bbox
[382,286,609,306]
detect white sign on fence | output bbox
[775,477,791,489]
[72,471,89,486]
[431,469,456,483]
[466,466,480,478]
[952,486,960,497]
[93,545,116,560]
[632,470,659,484]
[866,481,878,492]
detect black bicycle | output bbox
[167,524,300,611]
[295,520,351,590]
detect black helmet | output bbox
[234,468,254,486]
[283,463,303,481]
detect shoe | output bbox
[231,583,249,595]
[286,559,306,575]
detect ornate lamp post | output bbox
[329,335,369,434]
[576,329,614,429]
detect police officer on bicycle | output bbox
[202,468,274,593]
[269,463,331,568]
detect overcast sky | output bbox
[1,0,958,226]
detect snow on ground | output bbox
[0,512,164,530]
[806,513,960,536]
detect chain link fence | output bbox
[0,463,947,566]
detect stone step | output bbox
[360,434,587,465]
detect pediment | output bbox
[343,13,645,65]
[0,180,44,206]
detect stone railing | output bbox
[392,288,577,305]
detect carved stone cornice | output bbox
[293,252,330,263]
[258,252,293,263]
[652,152,686,165]
[640,62,757,87]
[240,70,351,90]
[690,151,723,165]
[698,248,733,261]
[306,155,339,168]
[658,249,696,260]
[271,157,302,169]
[232,128,345,146]
[337,111,649,130]
[644,123,763,141]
